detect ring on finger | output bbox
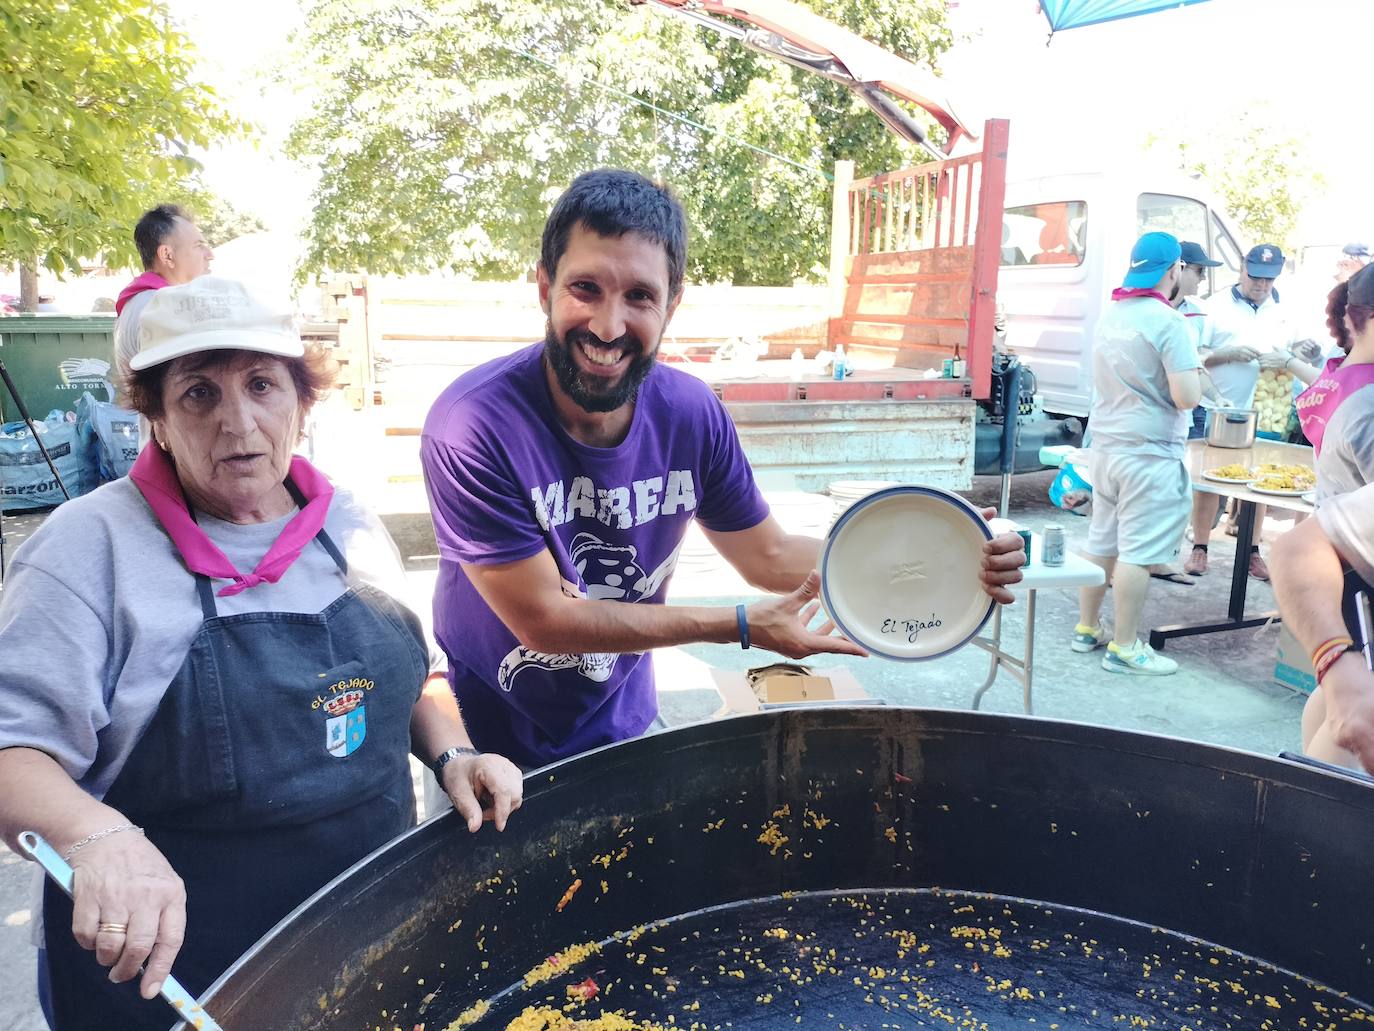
[97,921,129,935]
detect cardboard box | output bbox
[711,663,872,715]
[1273,622,1316,696]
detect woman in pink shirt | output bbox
[1294,264,1374,500]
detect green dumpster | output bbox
[0,315,118,423]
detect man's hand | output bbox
[1209,344,1260,365]
[442,753,524,832]
[979,508,1026,605]
[1318,654,1374,774]
[746,571,869,660]
[1258,350,1291,370]
[1292,338,1323,365]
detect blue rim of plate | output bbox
[820,485,994,662]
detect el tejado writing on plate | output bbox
[880,616,943,643]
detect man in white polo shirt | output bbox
[1072,232,1205,675]
[1187,244,1308,581]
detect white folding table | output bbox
[969,528,1105,714]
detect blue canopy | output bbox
[1040,0,1212,33]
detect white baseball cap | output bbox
[131,276,303,371]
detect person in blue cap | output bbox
[1189,243,1314,580]
[1141,240,1228,583]
[1072,232,1208,675]
[1174,241,1223,343]
[1338,242,1372,285]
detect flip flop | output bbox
[1149,570,1194,585]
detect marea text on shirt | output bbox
[532,471,698,532]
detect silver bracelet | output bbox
[63,824,144,861]
[432,746,480,778]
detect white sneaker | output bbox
[1101,640,1178,676]
[1070,623,1110,653]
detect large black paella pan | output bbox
[188,708,1374,1029]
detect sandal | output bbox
[1149,570,1194,585]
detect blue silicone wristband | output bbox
[736,604,750,650]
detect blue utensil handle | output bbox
[1277,752,1374,786]
[17,831,224,1031]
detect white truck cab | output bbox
[997,168,1247,418]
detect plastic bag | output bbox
[75,391,139,484]
[1048,460,1093,516]
[0,415,83,511]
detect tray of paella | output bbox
[1249,464,1316,496]
[1201,463,1257,484]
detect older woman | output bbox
[0,277,522,1031]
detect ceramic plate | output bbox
[1301,491,1317,504]
[820,486,993,662]
[1250,483,1314,497]
[1201,469,1255,485]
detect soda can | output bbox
[941,358,954,378]
[1015,529,1033,562]
[1043,524,1066,566]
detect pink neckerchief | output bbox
[1111,287,1173,307]
[1296,356,1374,456]
[115,272,169,315]
[130,444,335,597]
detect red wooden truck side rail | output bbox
[828,118,1009,402]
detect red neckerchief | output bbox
[115,272,169,315]
[129,444,335,597]
[1111,287,1173,307]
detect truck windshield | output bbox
[1138,193,1208,242]
[1210,212,1242,284]
[1138,192,1217,295]
[1000,201,1087,267]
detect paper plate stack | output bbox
[764,491,834,537]
[820,485,994,662]
[827,479,900,523]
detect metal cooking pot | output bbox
[187,709,1374,1030]
[1204,406,1258,448]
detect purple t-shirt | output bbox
[421,344,769,768]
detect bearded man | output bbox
[419,170,1025,768]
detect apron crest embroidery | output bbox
[324,689,367,756]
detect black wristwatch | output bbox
[432,746,479,777]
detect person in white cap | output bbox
[0,277,523,1031]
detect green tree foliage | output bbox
[0,1,245,280]
[1147,107,1322,249]
[171,183,270,248]
[288,0,953,285]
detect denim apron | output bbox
[42,500,427,1031]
